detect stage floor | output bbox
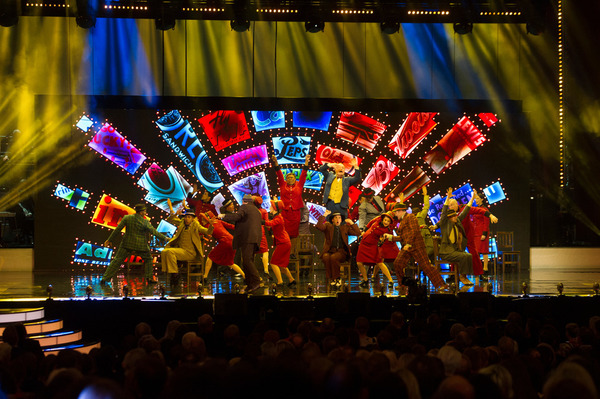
[2,264,600,300]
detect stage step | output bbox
[0,307,99,356]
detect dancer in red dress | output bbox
[253,196,271,279]
[356,211,396,288]
[471,195,494,274]
[264,200,296,287]
[187,183,217,218]
[271,154,310,256]
[200,212,245,282]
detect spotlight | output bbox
[593,282,599,296]
[270,283,277,295]
[449,282,457,294]
[380,285,386,297]
[123,285,129,299]
[521,281,528,297]
[230,19,250,32]
[234,283,241,294]
[342,283,349,293]
[85,285,93,300]
[158,284,166,299]
[557,282,564,296]
[380,21,400,34]
[0,1,19,27]
[46,285,53,300]
[155,16,175,31]
[486,282,493,294]
[453,21,473,35]
[75,0,96,29]
[305,20,325,33]
[197,285,203,298]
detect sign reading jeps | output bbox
[156,110,223,193]
[272,136,311,165]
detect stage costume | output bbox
[222,200,263,289]
[207,219,236,266]
[471,206,491,253]
[388,213,445,288]
[439,204,473,275]
[357,221,393,264]
[103,212,169,281]
[358,196,385,230]
[416,194,434,261]
[365,215,399,262]
[459,205,492,276]
[187,195,217,219]
[258,208,270,254]
[264,213,291,268]
[316,214,361,281]
[276,167,307,238]
[319,163,362,219]
[161,213,214,274]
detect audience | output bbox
[2,311,600,399]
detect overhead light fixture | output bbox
[380,20,399,34]
[0,1,19,27]
[230,19,250,32]
[76,0,96,29]
[154,0,176,30]
[155,15,175,30]
[305,20,324,33]
[453,21,473,34]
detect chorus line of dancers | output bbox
[99,156,498,294]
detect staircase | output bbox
[0,307,100,356]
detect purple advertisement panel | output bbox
[272,136,311,165]
[88,123,146,174]
[156,110,223,192]
[222,145,269,176]
[228,172,271,211]
[306,202,326,225]
[137,163,192,213]
[73,240,113,266]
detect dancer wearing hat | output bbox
[356,211,396,289]
[437,187,477,286]
[264,199,296,287]
[358,188,385,231]
[161,200,215,285]
[187,183,217,218]
[271,154,310,256]
[316,210,361,287]
[219,194,263,293]
[382,200,449,291]
[200,211,245,283]
[319,158,362,219]
[102,203,169,285]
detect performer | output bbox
[264,200,296,287]
[187,183,217,218]
[102,204,169,285]
[161,200,214,285]
[271,154,310,255]
[356,211,396,289]
[319,158,361,219]
[411,186,434,263]
[437,188,476,286]
[471,194,494,274]
[382,202,449,291]
[358,188,385,231]
[219,194,263,294]
[200,212,245,283]
[364,207,399,279]
[316,210,361,287]
[253,196,271,280]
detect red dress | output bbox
[365,216,399,261]
[459,205,489,275]
[208,220,236,266]
[471,206,491,253]
[277,168,307,238]
[258,208,269,253]
[357,222,393,264]
[187,197,217,219]
[264,213,291,268]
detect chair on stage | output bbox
[122,252,160,282]
[177,259,205,287]
[432,236,458,288]
[289,234,315,281]
[339,261,352,286]
[496,231,520,281]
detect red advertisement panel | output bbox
[384,166,431,203]
[315,145,362,176]
[335,112,386,151]
[361,155,400,195]
[388,112,438,159]
[478,113,498,127]
[91,194,135,229]
[348,185,363,209]
[423,116,486,175]
[198,110,250,152]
